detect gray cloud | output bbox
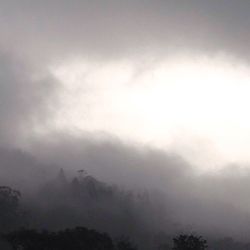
[0,1,250,244]
[0,0,250,63]
[0,0,249,145]
[0,52,58,146]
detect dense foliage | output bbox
[4,227,114,250]
[172,234,207,250]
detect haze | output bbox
[1,1,250,249]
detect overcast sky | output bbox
[4,1,250,239]
[1,0,250,171]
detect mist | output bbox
[1,1,250,249]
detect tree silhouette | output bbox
[172,234,207,250]
[0,186,22,231]
[4,227,115,250]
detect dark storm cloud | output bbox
[0,0,250,62]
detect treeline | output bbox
[2,227,250,250]
[2,227,136,250]
[1,171,250,249]
[2,229,208,250]
[27,169,170,248]
[0,170,168,249]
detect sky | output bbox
[1,0,250,171]
[3,0,250,239]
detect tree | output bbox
[0,186,22,231]
[172,234,208,250]
[4,227,115,250]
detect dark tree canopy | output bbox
[0,186,22,231]
[172,234,208,250]
[4,227,115,250]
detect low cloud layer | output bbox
[2,137,250,240]
[0,0,250,153]
[29,137,250,239]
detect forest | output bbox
[0,168,250,250]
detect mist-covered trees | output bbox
[0,170,164,249]
[31,170,162,240]
[2,171,250,250]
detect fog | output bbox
[1,1,250,249]
[1,138,250,243]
